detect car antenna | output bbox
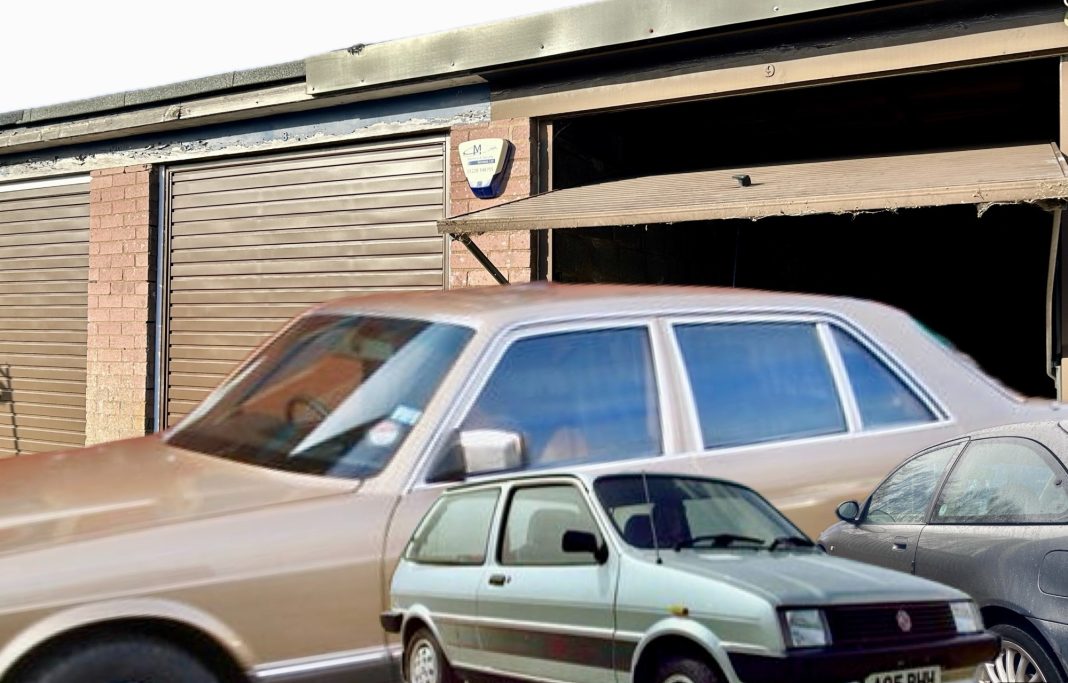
[641,471,662,565]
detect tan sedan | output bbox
[0,284,1055,682]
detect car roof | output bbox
[960,419,1068,443]
[442,470,755,495]
[308,282,903,330]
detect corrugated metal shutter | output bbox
[163,139,446,427]
[0,178,89,456]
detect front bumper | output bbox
[729,633,999,683]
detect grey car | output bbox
[384,471,998,683]
[820,420,1068,683]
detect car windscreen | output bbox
[594,475,807,551]
[166,314,474,479]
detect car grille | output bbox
[825,602,956,646]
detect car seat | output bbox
[623,514,654,548]
[511,508,583,564]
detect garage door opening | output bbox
[553,59,1058,190]
[553,203,1055,398]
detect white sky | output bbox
[0,0,592,113]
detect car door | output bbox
[476,482,619,683]
[831,441,964,573]
[666,318,949,537]
[916,436,1068,621]
[398,487,502,669]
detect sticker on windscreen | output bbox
[391,405,423,426]
[368,420,402,447]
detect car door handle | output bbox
[488,574,510,586]
[892,536,908,551]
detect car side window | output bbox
[406,488,500,565]
[932,438,1068,524]
[674,322,846,448]
[501,485,602,566]
[830,327,936,429]
[865,443,962,524]
[460,327,661,469]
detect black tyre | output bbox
[13,633,219,683]
[979,624,1065,683]
[653,655,720,683]
[405,628,458,683]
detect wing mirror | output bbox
[427,429,524,483]
[836,500,861,524]
[562,530,608,564]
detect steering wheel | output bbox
[285,395,331,424]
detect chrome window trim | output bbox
[406,316,668,491]
[667,313,853,448]
[402,306,955,493]
[819,322,862,432]
[664,312,952,452]
[825,321,948,424]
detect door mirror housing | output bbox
[459,429,523,476]
[562,530,608,564]
[836,500,861,524]
[428,429,525,483]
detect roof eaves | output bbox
[0,60,305,130]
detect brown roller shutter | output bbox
[162,139,447,427]
[0,178,89,456]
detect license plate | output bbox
[864,667,941,683]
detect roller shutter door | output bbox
[163,139,446,427]
[0,178,89,456]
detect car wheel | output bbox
[406,628,458,683]
[12,633,219,683]
[979,624,1065,683]
[653,655,720,683]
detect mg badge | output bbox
[896,609,913,633]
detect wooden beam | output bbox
[492,10,1068,119]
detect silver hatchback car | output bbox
[383,472,998,683]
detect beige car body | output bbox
[0,284,1056,681]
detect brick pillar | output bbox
[85,165,156,445]
[448,118,535,288]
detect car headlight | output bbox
[782,609,831,648]
[950,601,983,634]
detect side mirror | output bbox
[562,530,608,564]
[836,500,861,524]
[426,429,524,483]
[459,429,523,476]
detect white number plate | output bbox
[864,667,941,683]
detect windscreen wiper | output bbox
[674,534,766,551]
[767,536,815,551]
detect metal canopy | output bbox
[440,144,1068,234]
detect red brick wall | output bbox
[448,118,535,288]
[85,165,156,444]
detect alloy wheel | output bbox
[979,641,1045,683]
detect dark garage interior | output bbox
[550,60,1059,397]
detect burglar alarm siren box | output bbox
[459,138,512,199]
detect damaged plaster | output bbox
[0,85,490,182]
